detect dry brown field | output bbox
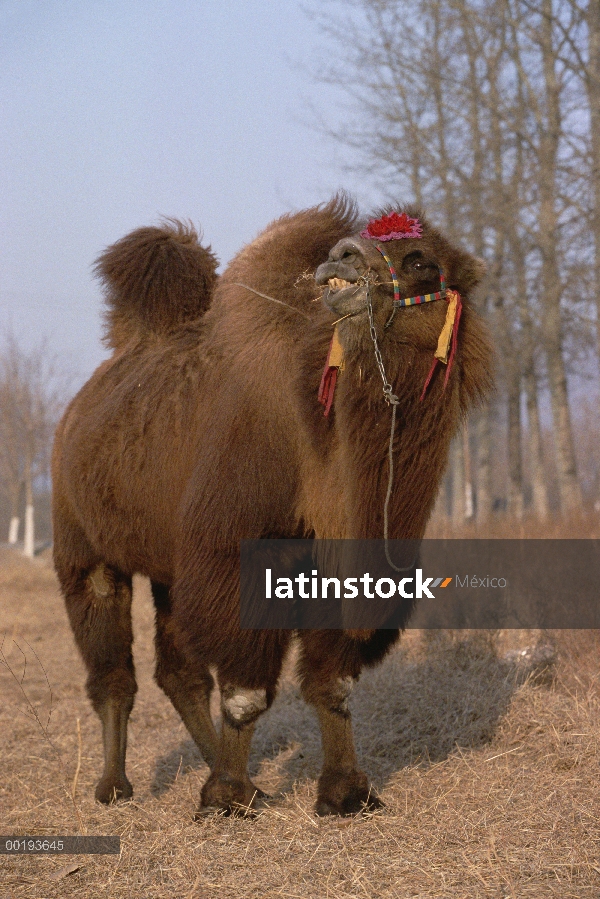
[1,544,599,898]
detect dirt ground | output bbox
[1,546,599,898]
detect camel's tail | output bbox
[95,219,219,350]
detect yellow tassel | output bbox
[329,324,345,371]
[434,289,459,365]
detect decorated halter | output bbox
[372,243,446,325]
[318,212,463,415]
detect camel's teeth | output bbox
[328,278,354,291]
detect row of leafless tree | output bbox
[2,0,597,538]
[0,334,68,555]
[315,0,599,520]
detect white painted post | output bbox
[23,504,34,558]
[8,516,20,544]
[463,425,474,521]
[464,482,474,520]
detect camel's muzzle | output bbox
[315,237,369,286]
[315,260,360,286]
[315,237,372,317]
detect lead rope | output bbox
[366,282,414,574]
[232,283,311,320]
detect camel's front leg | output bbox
[299,635,383,816]
[197,684,270,816]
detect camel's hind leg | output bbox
[298,632,384,816]
[151,582,218,768]
[58,561,137,803]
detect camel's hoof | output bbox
[315,793,384,817]
[315,770,384,817]
[197,772,269,818]
[95,774,133,804]
[193,803,259,820]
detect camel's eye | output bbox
[402,252,438,277]
[411,260,438,275]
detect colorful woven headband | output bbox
[372,244,447,307]
[368,242,461,403]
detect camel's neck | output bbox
[333,337,461,540]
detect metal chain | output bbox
[366,282,414,574]
[366,283,399,407]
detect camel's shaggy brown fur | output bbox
[52,195,494,816]
[96,219,219,349]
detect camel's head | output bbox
[315,209,486,350]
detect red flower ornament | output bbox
[360,212,422,241]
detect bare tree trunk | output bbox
[587,0,600,359]
[428,0,456,235]
[538,0,581,512]
[23,506,34,558]
[455,1,492,525]
[451,435,466,525]
[501,13,549,520]
[23,452,34,558]
[484,13,526,520]
[7,479,21,544]
[462,423,474,520]
[512,205,548,519]
[428,468,451,530]
[506,366,524,518]
[476,406,493,523]
[523,359,549,518]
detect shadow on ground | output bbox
[150,632,533,802]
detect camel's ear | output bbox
[473,257,487,282]
[450,251,487,294]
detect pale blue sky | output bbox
[1,1,370,382]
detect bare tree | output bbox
[311,0,593,519]
[0,333,69,556]
[588,0,600,358]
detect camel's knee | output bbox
[328,676,354,714]
[66,565,132,637]
[221,685,268,727]
[302,675,354,716]
[89,563,112,599]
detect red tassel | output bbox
[318,335,337,416]
[318,365,338,416]
[420,358,439,402]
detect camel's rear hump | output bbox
[95,219,219,350]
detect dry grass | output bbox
[1,546,599,898]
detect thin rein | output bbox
[233,283,311,320]
[365,279,415,574]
